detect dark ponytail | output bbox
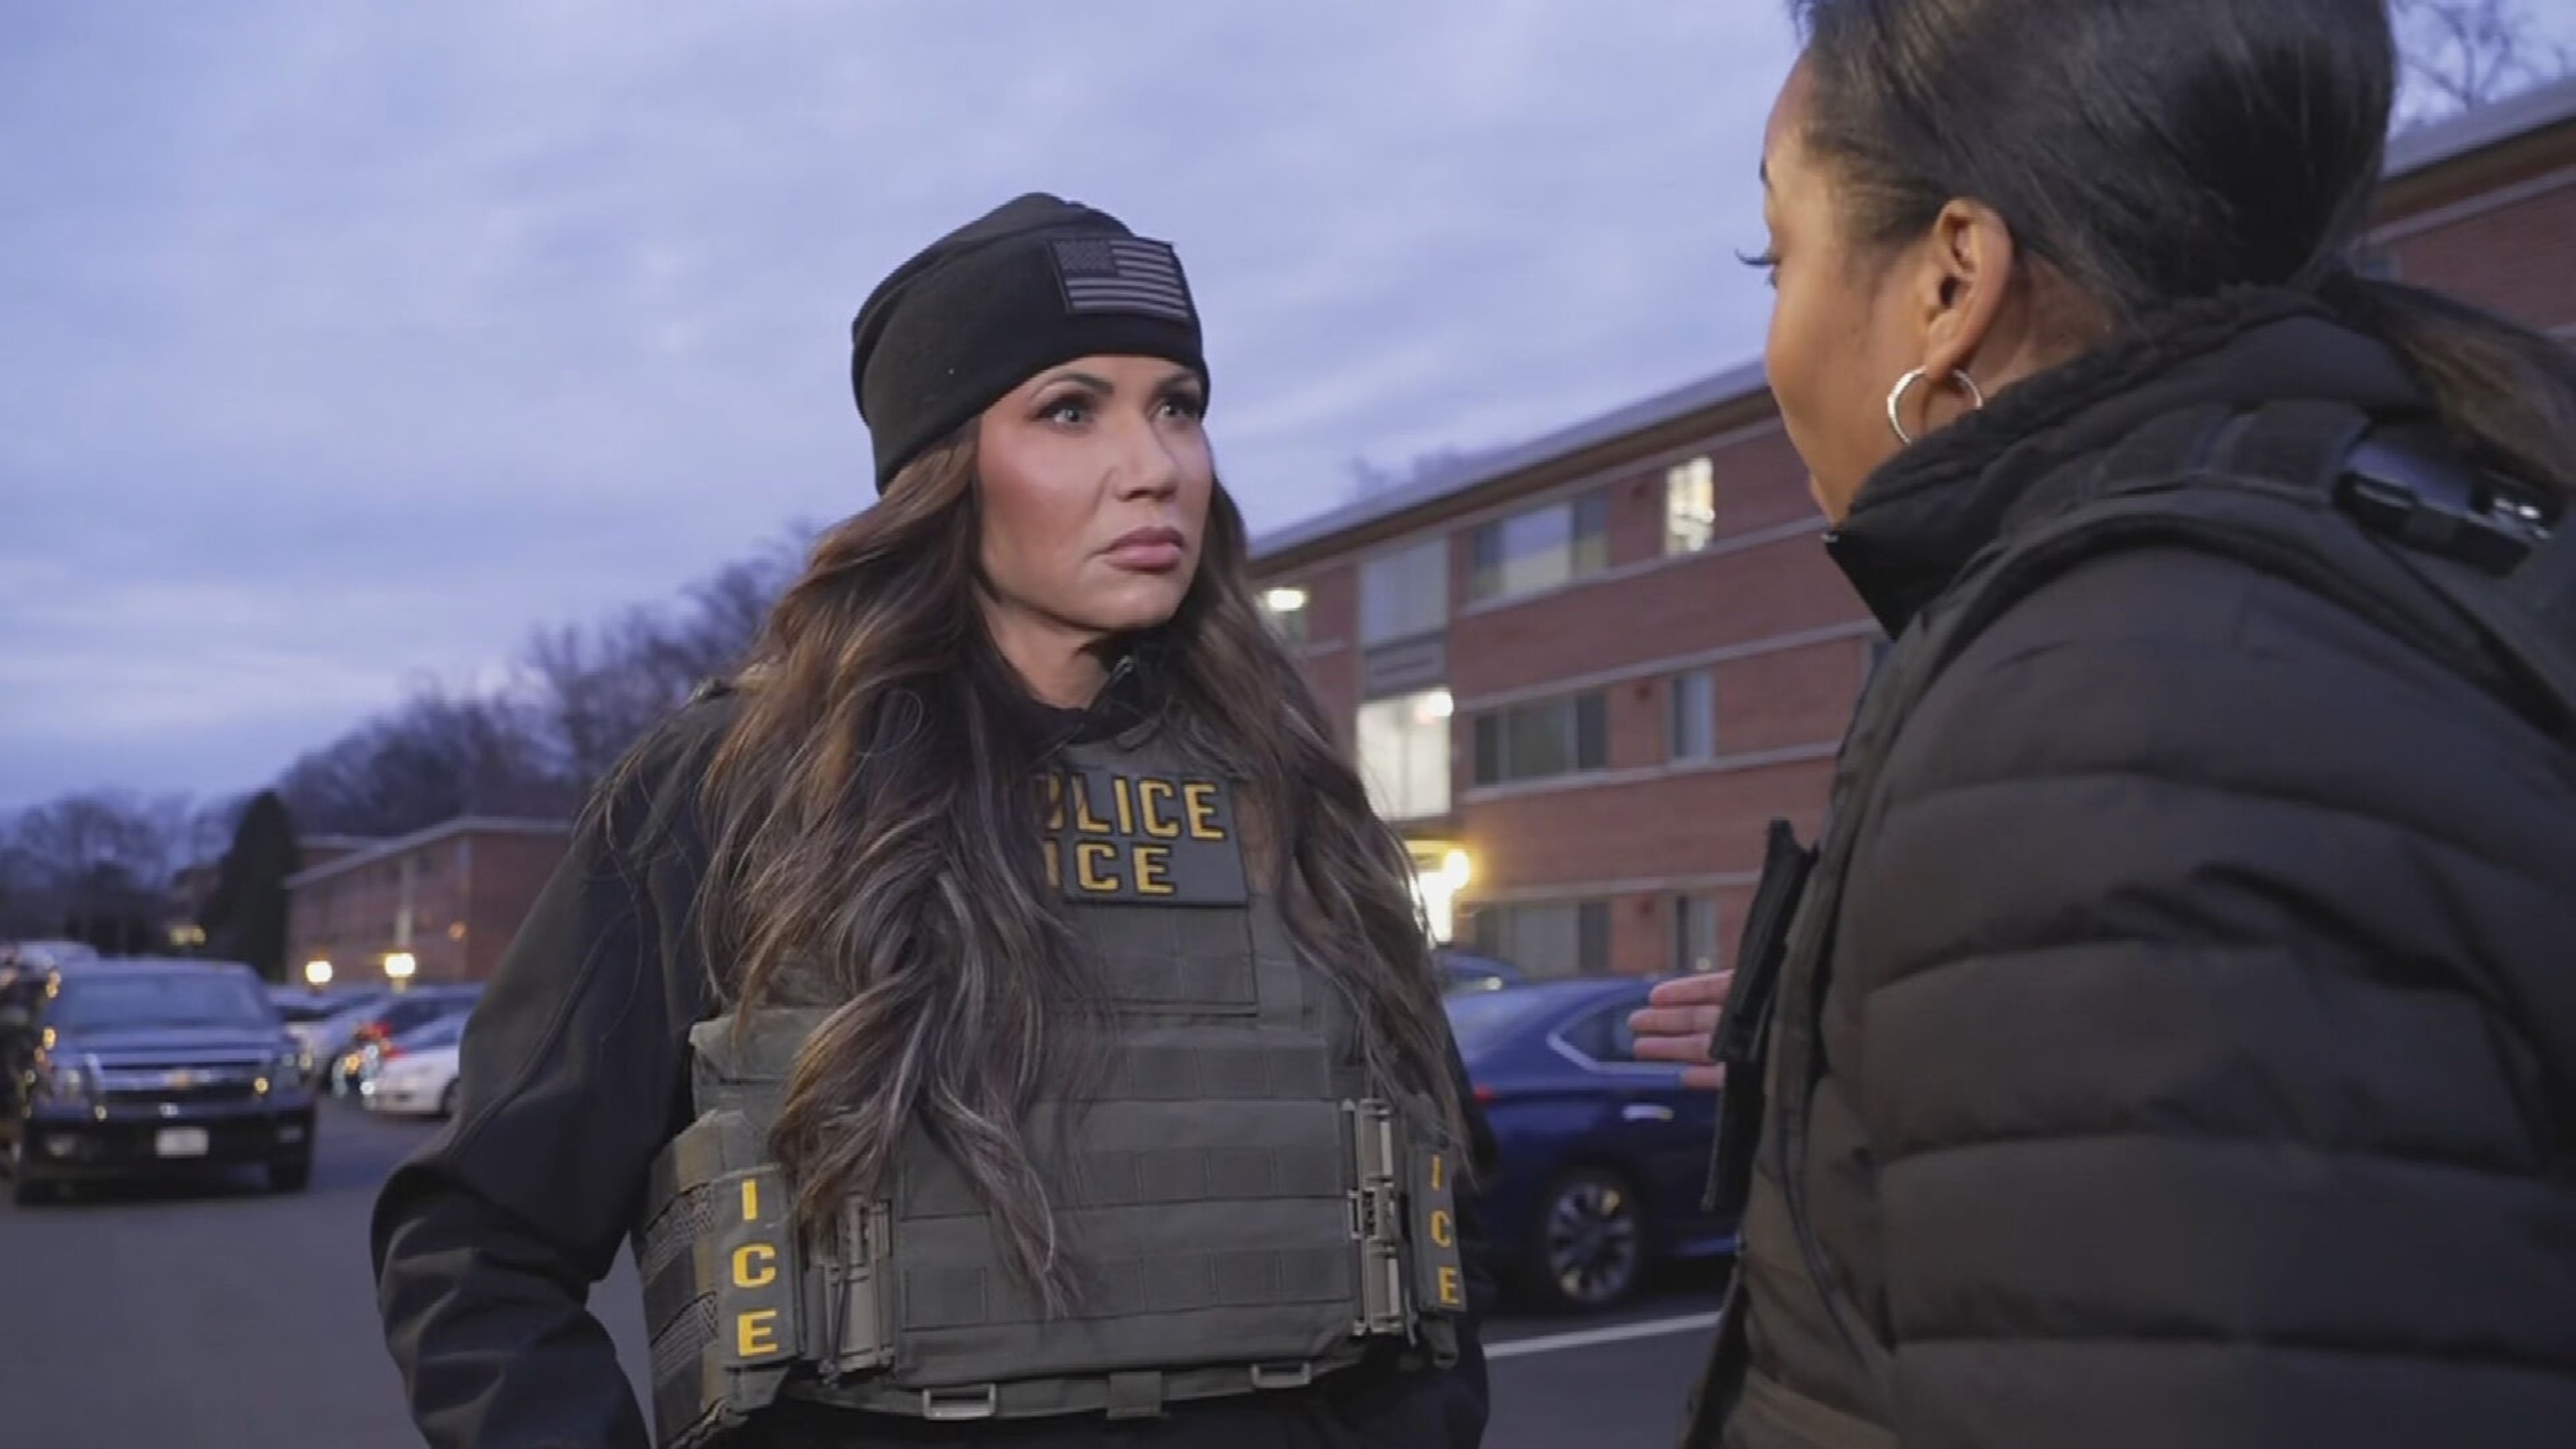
[2317,272,2576,506]
[1792,0,2574,507]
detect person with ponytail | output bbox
[1630,2,2576,1444]
[372,194,1493,1449]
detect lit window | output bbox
[1665,457,1716,555]
[1259,584,1310,646]
[1356,688,1453,821]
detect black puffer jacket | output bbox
[1690,292,2576,1448]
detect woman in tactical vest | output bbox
[372,194,1494,1449]
[1632,1,2576,1445]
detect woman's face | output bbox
[1756,59,2014,522]
[974,353,1214,659]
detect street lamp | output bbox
[383,952,417,985]
[304,959,334,989]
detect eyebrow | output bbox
[1758,157,1771,192]
[1031,366,1203,396]
[1034,367,1114,393]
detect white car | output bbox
[360,1014,466,1118]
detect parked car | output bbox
[319,984,484,1095]
[273,986,391,1062]
[1436,948,1526,995]
[2,939,100,972]
[361,1013,467,1118]
[0,958,316,1203]
[1446,977,1739,1312]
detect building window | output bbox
[1665,456,1716,555]
[1675,896,1721,975]
[1355,688,1453,821]
[1472,900,1612,977]
[1359,538,1448,644]
[1472,692,1608,787]
[1669,670,1716,761]
[1259,584,1310,646]
[1467,493,1609,603]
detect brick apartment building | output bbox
[164,833,377,954]
[1249,76,2576,979]
[283,818,570,989]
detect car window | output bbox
[314,1002,385,1039]
[49,974,278,1032]
[272,998,340,1025]
[1556,1003,1644,1065]
[386,999,445,1032]
[395,1013,469,1049]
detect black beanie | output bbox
[849,193,1209,490]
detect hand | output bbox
[1629,971,1733,1092]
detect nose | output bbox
[1110,410,1182,501]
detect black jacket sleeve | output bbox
[371,712,721,1449]
[1844,548,2576,1446]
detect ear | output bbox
[1918,198,2019,382]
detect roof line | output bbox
[2386,71,2576,179]
[283,815,570,889]
[1254,359,1768,559]
[1250,75,2576,566]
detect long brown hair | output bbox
[697,427,1462,1310]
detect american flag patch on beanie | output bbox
[1048,236,1196,324]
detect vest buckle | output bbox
[2337,439,2552,576]
[921,1384,1000,1421]
[1346,1098,1409,1336]
[818,1199,894,1379]
[1250,1362,1315,1390]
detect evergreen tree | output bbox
[201,792,303,981]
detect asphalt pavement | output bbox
[0,1100,1722,1447]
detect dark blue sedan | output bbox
[1446,977,1740,1312]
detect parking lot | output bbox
[0,1098,1723,1446]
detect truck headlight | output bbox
[42,1063,91,1101]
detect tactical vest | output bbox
[635,726,1467,1449]
[1680,399,2573,1446]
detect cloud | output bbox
[0,0,1801,810]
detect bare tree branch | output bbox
[2392,0,2573,129]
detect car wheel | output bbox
[437,1081,459,1119]
[1528,1166,1646,1313]
[268,1154,313,1193]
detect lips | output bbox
[1103,527,1187,572]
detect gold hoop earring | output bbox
[1884,366,1987,446]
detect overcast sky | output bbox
[0,2,1807,813]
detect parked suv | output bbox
[0,958,317,1204]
